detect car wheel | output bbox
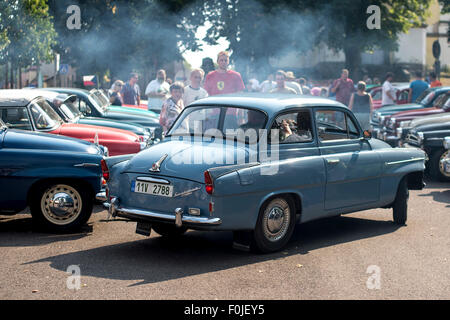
[152,224,188,238]
[253,197,296,253]
[429,149,450,182]
[393,177,408,225]
[30,183,93,232]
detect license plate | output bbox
[132,180,173,197]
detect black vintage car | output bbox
[405,120,450,181]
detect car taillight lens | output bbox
[101,159,110,182]
[204,171,213,195]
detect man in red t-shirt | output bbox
[331,69,355,106]
[204,51,245,96]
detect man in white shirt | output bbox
[183,69,208,106]
[285,71,303,95]
[145,69,170,112]
[382,72,395,106]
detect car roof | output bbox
[0,89,47,107]
[44,87,91,96]
[188,93,345,117]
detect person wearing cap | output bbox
[204,51,245,96]
[285,71,303,95]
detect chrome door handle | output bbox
[326,159,340,164]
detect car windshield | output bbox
[416,89,433,105]
[0,118,6,131]
[30,99,62,130]
[88,92,106,113]
[167,106,267,139]
[60,100,83,120]
[90,90,109,112]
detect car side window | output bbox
[315,109,359,142]
[79,100,91,115]
[0,107,32,131]
[271,110,313,144]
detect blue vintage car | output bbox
[105,94,426,253]
[0,117,107,232]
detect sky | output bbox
[181,24,230,68]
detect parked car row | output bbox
[0,91,428,254]
[369,86,450,182]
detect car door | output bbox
[314,107,382,211]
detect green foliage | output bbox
[200,0,433,77]
[48,0,205,82]
[0,0,57,67]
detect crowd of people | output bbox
[107,50,443,133]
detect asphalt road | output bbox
[0,180,449,300]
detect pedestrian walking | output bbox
[121,73,141,106]
[285,71,303,95]
[429,72,442,88]
[145,69,170,112]
[109,80,124,106]
[382,72,396,107]
[330,69,355,106]
[204,51,245,96]
[183,69,208,106]
[270,70,297,94]
[348,81,373,131]
[408,71,429,103]
[159,82,185,135]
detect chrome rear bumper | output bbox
[104,198,222,227]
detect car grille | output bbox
[406,133,420,146]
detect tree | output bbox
[201,0,432,79]
[0,0,57,88]
[48,0,205,86]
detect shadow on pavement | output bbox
[0,215,93,246]
[418,189,450,206]
[24,215,402,286]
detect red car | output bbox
[0,90,145,156]
[369,83,410,110]
[383,92,450,145]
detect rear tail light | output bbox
[101,159,110,182]
[204,170,214,195]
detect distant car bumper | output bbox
[104,198,222,227]
[95,191,107,202]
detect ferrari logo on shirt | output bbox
[217,81,225,91]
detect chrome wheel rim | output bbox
[40,185,82,225]
[262,198,291,242]
[439,150,450,178]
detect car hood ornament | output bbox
[150,154,168,172]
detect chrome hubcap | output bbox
[41,185,82,225]
[263,199,290,242]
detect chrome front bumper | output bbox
[104,198,222,227]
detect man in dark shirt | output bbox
[121,73,141,106]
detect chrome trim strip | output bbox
[136,177,170,184]
[385,157,426,166]
[114,206,222,225]
[74,163,100,167]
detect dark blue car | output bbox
[0,117,107,232]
